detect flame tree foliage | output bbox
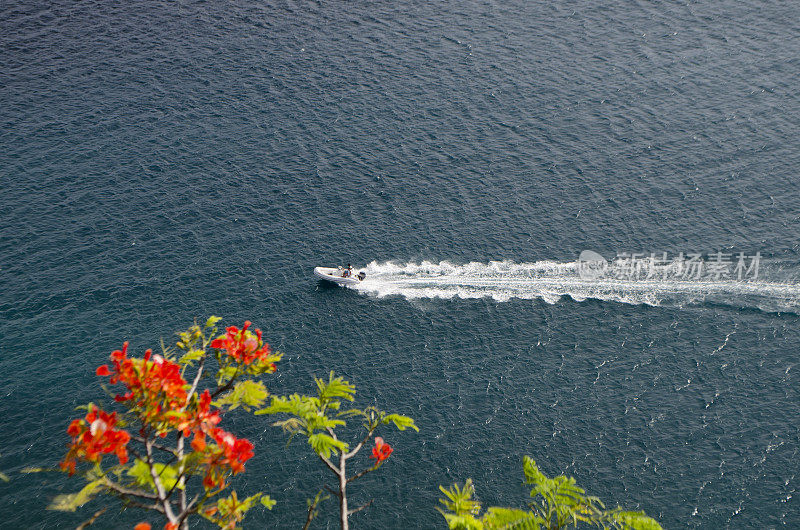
[438,456,662,530]
[53,317,281,530]
[46,317,659,530]
[256,372,418,530]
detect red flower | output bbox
[175,390,221,437]
[96,342,190,433]
[210,322,274,367]
[195,427,254,490]
[371,436,393,463]
[134,523,151,530]
[164,523,178,530]
[211,427,254,472]
[191,431,207,452]
[60,405,130,475]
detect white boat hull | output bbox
[314,267,363,286]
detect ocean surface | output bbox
[2,0,800,527]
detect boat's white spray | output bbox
[348,260,800,313]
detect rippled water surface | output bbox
[2,0,800,528]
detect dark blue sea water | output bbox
[2,0,800,527]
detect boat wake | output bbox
[350,260,800,314]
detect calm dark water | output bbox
[2,0,800,528]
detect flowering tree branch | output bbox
[54,317,281,529]
[256,372,418,530]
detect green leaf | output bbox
[247,350,283,376]
[340,408,368,419]
[231,492,263,514]
[202,491,274,528]
[525,457,588,505]
[520,456,608,528]
[306,415,346,432]
[257,394,317,417]
[127,460,182,492]
[444,457,660,530]
[255,395,289,416]
[214,380,269,411]
[439,513,484,530]
[439,479,481,517]
[271,417,305,437]
[316,372,356,403]
[47,480,104,511]
[217,365,238,385]
[611,511,663,530]
[382,413,419,432]
[205,316,222,328]
[482,507,543,529]
[522,457,547,486]
[179,349,205,365]
[127,460,152,489]
[20,467,48,473]
[261,495,276,510]
[308,433,348,459]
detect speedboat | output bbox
[314,266,366,286]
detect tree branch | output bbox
[131,435,178,457]
[210,364,241,399]
[347,499,373,516]
[185,356,206,404]
[145,437,178,522]
[178,490,211,528]
[75,508,107,529]
[302,490,328,530]
[323,484,340,497]
[318,453,340,475]
[119,498,166,513]
[102,479,160,501]
[185,484,220,516]
[326,426,338,441]
[163,467,189,501]
[347,464,378,484]
[344,426,377,460]
[176,436,187,525]
[178,352,206,529]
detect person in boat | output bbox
[342,263,353,278]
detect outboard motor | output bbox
[357,271,366,281]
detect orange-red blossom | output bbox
[60,405,130,475]
[96,342,189,432]
[65,341,254,491]
[191,427,254,490]
[211,321,275,368]
[371,436,393,463]
[174,388,221,436]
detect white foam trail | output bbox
[349,260,800,313]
